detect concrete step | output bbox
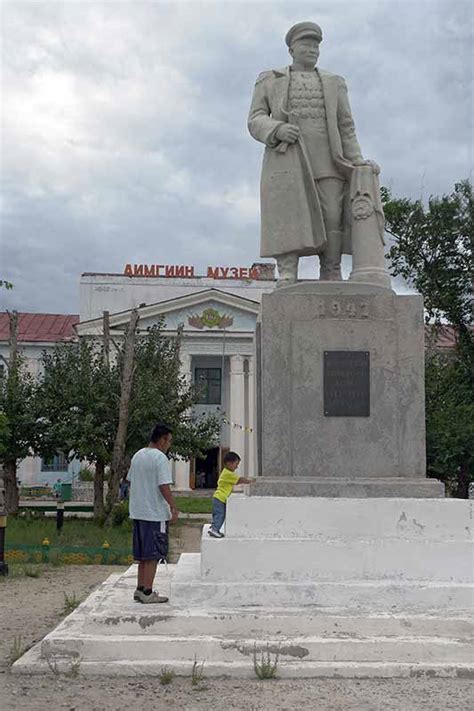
[78,609,474,639]
[14,644,474,679]
[225,496,473,540]
[40,633,474,665]
[200,530,473,583]
[249,478,445,498]
[13,567,474,680]
[171,554,474,612]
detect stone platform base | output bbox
[13,496,473,679]
[249,477,445,498]
[13,566,474,679]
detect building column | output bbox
[229,355,246,470]
[247,356,256,477]
[180,353,192,387]
[174,353,192,490]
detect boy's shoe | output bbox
[208,527,224,539]
[136,590,169,604]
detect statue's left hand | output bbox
[353,159,380,175]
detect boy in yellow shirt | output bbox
[209,451,253,538]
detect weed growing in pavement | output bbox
[159,666,175,685]
[44,651,60,675]
[8,636,26,666]
[24,565,42,578]
[62,591,81,615]
[44,651,82,677]
[66,658,82,678]
[253,643,280,680]
[191,656,206,688]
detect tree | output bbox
[37,339,119,519]
[0,313,40,513]
[382,180,473,496]
[382,180,473,343]
[424,350,474,497]
[106,318,220,514]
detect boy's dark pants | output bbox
[211,498,226,532]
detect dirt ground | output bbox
[1,530,473,710]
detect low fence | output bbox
[5,542,132,566]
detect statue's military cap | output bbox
[285,21,323,47]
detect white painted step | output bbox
[200,530,473,583]
[225,496,474,541]
[78,609,474,639]
[171,554,474,612]
[12,568,474,680]
[14,644,474,679]
[40,633,474,665]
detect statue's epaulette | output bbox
[255,70,272,84]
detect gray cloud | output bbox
[1,0,472,312]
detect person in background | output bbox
[127,422,178,603]
[119,474,129,501]
[208,451,254,538]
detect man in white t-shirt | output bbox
[127,422,178,603]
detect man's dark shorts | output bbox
[132,520,169,562]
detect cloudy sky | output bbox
[1,0,472,314]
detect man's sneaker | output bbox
[136,590,169,604]
[208,527,224,539]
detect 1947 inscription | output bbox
[324,351,370,417]
[314,299,370,319]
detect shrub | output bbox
[78,468,94,482]
[111,500,129,527]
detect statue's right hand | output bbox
[276,123,300,143]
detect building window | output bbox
[195,367,222,405]
[41,453,68,472]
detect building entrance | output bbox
[194,447,220,489]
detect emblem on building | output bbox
[188,308,234,330]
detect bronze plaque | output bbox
[324,351,370,417]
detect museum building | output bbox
[0,263,277,489]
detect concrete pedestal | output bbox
[256,282,443,497]
[14,496,473,678]
[172,496,473,611]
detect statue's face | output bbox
[290,37,320,66]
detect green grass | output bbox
[0,563,50,579]
[175,496,212,514]
[6,516,132,549]
[4,514,197,566]
[63,591,81,614]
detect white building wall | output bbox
[80,273,275,321]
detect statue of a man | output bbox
[248,21,377,285]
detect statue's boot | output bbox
[319,230,343,281]
[276,253,298,287]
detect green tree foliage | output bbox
[0,413,10,458]
[37,340,119,518]
[127,322,220,459]
[425,351,474,497]
[382,180,473,496]
[38,320,220,516]
[383,180,473,342]
[106,320,220,510]
[0,353,39,513]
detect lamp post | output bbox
[0,469,9,576]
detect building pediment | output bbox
[76,289,260,336]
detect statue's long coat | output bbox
[248,66,363,258]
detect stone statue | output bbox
[248,21,385,287]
